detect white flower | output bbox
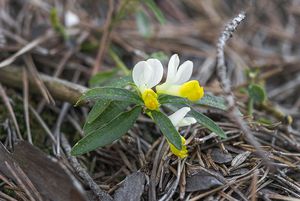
[168,107,196,129]
[132,58,163,110]
[65,11,80,27]
[165,54,193,85]
[167,107,196,159]
[156,54,204,101]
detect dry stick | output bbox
[159,159,185,201]
[53,71,81,156]
[28,104,57,144]
[12,162,43,201]
[268,73,300,98]
[92,0,114,75]
[216,11,272,168]
[1,28,48,55]
[4,162,38,201]
[149,138,166,201]
[198,166,248,201]
[54,31,90,78]
[36,31,89,112]
[0,191,18,201]
[250,169,258,201]
[0,31,53,68]
[0,66,87,105]
[22,69,32,144]
[24,54,55,104]
[60,134,113,201]
[0,84,22,140]
[54,103,70,156]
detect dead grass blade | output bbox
[0,31,53,68]
[0,84,22,139]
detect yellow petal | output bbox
[179,80,204,101]
[169,136,188,159]
[142,89,160,110]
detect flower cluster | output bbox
[132,54,204,158]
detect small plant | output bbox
[244,68,267,116]
[71,54,227,158]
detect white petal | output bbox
[166,54,180,83]
[168,107,191,127]
[65,11,80,27]
[173,60,193,84]
[132,61,153,90]
[145,59,163,88]
[177,117,197,127]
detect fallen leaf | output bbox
[231,151,251,167]
[0,141,88,201]
[210,148,233,164]
[114,172,146,201]
[186,170,223,192]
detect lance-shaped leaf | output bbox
[196,94,228,111]
[89,69,118,87]
[159,94,191,105]
[151,110,182,150]
[159,94,228,111]
[189,109,226,138]
[83,101,130,135]
[76,87,142,106]
[144,0,166,24]
[86,99,111,124]
[105,75,133,88]
[71,106,142,156]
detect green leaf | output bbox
[86,99,111,124]
[71,106,142,155]
[159,95,191,105]
[80,41,98,52]
[109,48,130,76]
[189,109,226,138]
[76,87,142,106]
[151,110,182,150]
[50,8,67,40]
[105,75,133,88]
[84,101,131,134]
[159,94,228,111]
[89,69,118,87]
[196,94,228,111]
[136,10,151,37]
[144,0,166,24]
[248,84,266,103]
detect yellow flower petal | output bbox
[179,80,204,101]
[142,89,160,110]
[169,136,188,159]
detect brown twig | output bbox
[60,134,113,201]
[0,31,53,68]
[216,11,273,168]
[92,0,114,75]
[24,54,55,104]
[0,66,87,105]
[0,84,22,139]
[4,161,42,201]
[149,138,166,201]
[22,68,32,144]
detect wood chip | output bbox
[186,170,223,192]
[231,151,251,167]
[114,172,146,201]
[210,148,233,164]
